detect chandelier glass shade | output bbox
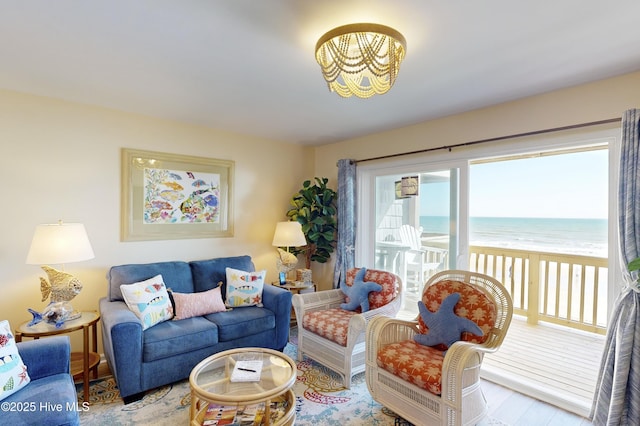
[315,23,406,99]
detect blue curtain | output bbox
[592,109,640,425]
[333,159,356,289]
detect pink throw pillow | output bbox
[171,286,226,320]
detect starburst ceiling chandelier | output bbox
[315,23,407,99]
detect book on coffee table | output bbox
[230,359,263,382]
[201,403,237,426]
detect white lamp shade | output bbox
[272,221,307,247]
[26,222,95,265]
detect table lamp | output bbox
[26,220,95,320]
[272,221,306,285]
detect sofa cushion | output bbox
[204,307,275,342]
[2,372,80,425]
[171,286,227,320]
[414,293,484,349]
[0,320,30,401]
[345,268,399,311]
[143,317,219,362]
[377,339,444,395]
[418,280,496,349]
[107,261,193,302]
[120,274,174,330]
[302,308,357,347]
[190,256,255,295]
[340,267,382,312]
[225,267,266,308]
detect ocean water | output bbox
[420,216,608,257]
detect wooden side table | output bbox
[273,282,315,325]
[15,311,100,403]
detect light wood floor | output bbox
[480,380,593,425]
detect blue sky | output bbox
[421,149,609,219]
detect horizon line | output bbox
[421,215,607,220]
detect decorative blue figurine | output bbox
[340,267,382,312]
[27,301,73,329]
[414,292,484,349]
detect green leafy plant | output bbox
[286,177,338,268]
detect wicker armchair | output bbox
[292,268,402,388]
[365,270,513,426]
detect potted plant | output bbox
[286,177,337,269]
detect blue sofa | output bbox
[99,255,292,403]
[4,336,80,426]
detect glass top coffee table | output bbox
[189,347,296,426]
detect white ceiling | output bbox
[2,1,640,146]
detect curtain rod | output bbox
[353,117,621,164]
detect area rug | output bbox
[77,342,412,425]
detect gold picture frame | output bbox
[121,148,234,241]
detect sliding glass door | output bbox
[357,161,464,315]
[355,126,620,320]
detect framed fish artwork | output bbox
[121,148,234,241]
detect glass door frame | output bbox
[355,126,621,318]
[356,155,470,270]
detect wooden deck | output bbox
[397,298,604,420]
[482,316,604,419]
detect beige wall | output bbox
[3,70,639,352]
[311,70,640,289]
[0,89,312,352]
[314,70,640,182]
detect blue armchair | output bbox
[3,336,80,426]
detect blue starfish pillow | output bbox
[414,292,484,349]
[340,267,382,312]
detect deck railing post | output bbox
[527,253,541,325]
[469,246,606,334]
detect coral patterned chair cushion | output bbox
[377,340,445,395]
[302,308,356,346]
[376,279,497,394]
[302,268,399,347]
[344,268,399,311]
[418,280,496,349]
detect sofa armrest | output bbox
[261,284,292,350]
[292,288,344,320]
[348,299,401,344]
[360,288,403,322]
[292,289,345,340]
[99,297,144,398]
[17,335,71,380]
[365,316,420,362]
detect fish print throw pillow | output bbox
[224,267,266,308]
[0,320,30,401]
[120,274,174,330]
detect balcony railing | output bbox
[469,245,608,335]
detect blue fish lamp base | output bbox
[27,301,75,328]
